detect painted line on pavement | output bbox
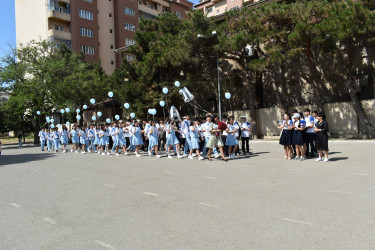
[10,203,21,208]
[327,189,352,194]
[199,202,219,208]
[144,192,159,196]
[43,217,57,225]
[94,240,116,250]
[283,218,313,226]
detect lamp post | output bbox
[197,31,222,120]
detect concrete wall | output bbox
[225,99,375,138]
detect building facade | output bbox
[15,0,193,75]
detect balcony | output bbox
[138,4,161,17]
[47,10,71,22]
[48,29,71,41]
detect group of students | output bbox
[278,108,329,162]
[38,114,253,161]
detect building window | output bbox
[125,38,135,46]
[83,0,93,2]
[110,45,114,49]
[111,60,114,65]
[80,27,94,38]
[109,13,112,17]
[126,55,134,62]
[80,45,95,55]
[55,25,64,31]
[206,7,213,14]
[124,23,136,32]
[124,7,135,16]
[79,9,93,20]
[110,29,113,33]
[176,12,183,19]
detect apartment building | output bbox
[194,0,283,21]
[15,0,193,75]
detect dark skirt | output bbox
[279,130,292,146]
[302,131,308,144]
[293,130,304,146]
[316,133,329,151]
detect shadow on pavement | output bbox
[328,157,349,162]
[0,153,54,167]
[329,152,342,155]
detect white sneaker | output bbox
[323,158,329,162]
[192,153,197,157]
[71,149,73,153]
[156,155,161,158]
[136,154,141,157]
[148,151,152,157]
[199,156,204,160]
[315,158,322,162]
[168,155,173,159]
[214,153,219,158]
[183,154,188,158]
[177,155,183,159]
[102,153,105,156]
[188,156,194,160]
[97,151,101,155]
[107,152,111,155]
[87,150,91,153]
[94,151,97,153]
[125,152,129,156]
[299,156,304,161]
[115,153,119,156]
[81,151,86,154]
[75,150,78,153]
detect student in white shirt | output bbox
[240,116,251,155]
[38,128,47,151]
[304,108,316,158]
[181,115,191,157]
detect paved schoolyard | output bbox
[0,141,374,250]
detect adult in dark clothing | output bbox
[314,113,329,162]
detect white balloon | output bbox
[174,81,180,88]
[83,105,88,110]
[106,118,111,123]
[115,115,120,120]
[162,87,168,94]
[124,103,130,109]
[97,111,102,117]
[76,115,81,120]
[36,111,41,115]
[159,101,165,107]
[225,92,232,99]
[92,116,96,121]
[65,108,70,112]
[60,109,65,114]
[130,113,135,118]
[90,98,96,104]
[108,92,114,98]
[76,109,80,113]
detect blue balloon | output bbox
[97,111,102,117]
[124,103,130,109]
[225,92,231,100]
[65,108,70,113]
[51,119,54,123]
[46,117,50,122]
[130,113,135,118]
[108,92,114,98]
[66,122,70,126]
[106,118,111,123]
[57,124,61,128]
[174,81,180,88]
[60,109,65,114]
[51,124,55,129]
[36,111,41,115]
[115,115,120,120]
[151,109,157,115]
[159,101,165,107]
[148,109,152,114]
[90,98,96,104]
[76,109,80,113]
[76,115,81,120]
[162,87,168,95]
[92,116,96,121]
[83,105,88,110]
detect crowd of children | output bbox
[37,114,253,161]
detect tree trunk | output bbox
[33,119,40,145]
[305,39,325,112]
[243,70,258,139]
[271,67,288,116]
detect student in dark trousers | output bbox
[312,110,318,154]
[303,108,316,157]
[221,115,228,156]
[240,116,251,155]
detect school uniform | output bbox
[71,129,79,144]
[39,130,46,151]
[79,130,87,146]
[293,120,305,146]
[198,125,205,153]
[279,120,293,146]
[124,126,131,148]
[60,130,69,146]
[53,131,60,151]
[87,128,95,151]
[116,128,126,146]
[221,121,228,155]
[166,124,180,146]
[189,125,200,150]
[47,132,54,151]
[148,126,159,149]
[225,124,238,146]
[305,115,316,156]
[94,129,100,146]
[182,120,191,155]
[233,121,241,155]
[241,121,251,154]
[99,130,106,146]
[132,127,144,146]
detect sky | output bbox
[0,0,16,58]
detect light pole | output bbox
[197,31,221,120]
